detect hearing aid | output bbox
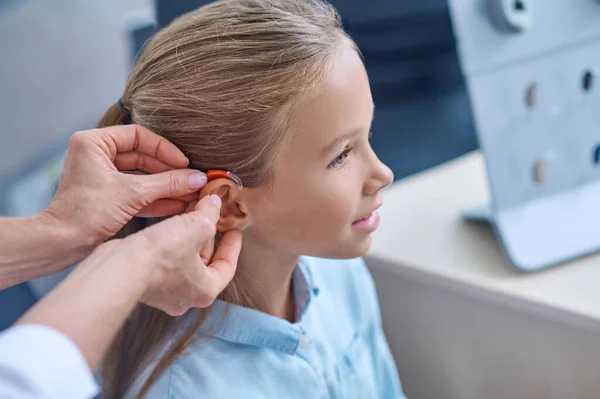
[206,170,244,190]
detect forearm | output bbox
[15,239,150,370]
[0,214,91,290]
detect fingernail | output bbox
[209,194,222,208]
[188,172,207,190]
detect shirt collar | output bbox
[199,256,320,355]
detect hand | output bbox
[123,194,242,316]
[42,125,208,249]
[12,194,241,370]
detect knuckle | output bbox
[195,291,216,308]
[196,215,217,235]
[168,173,183,196]
[164,302,187,317]
[124,179,152,209]
[69,131,86,148]
[209,285,221,302]
[136,153,146,171]
[129,178,147,198]
[164,307,181,317]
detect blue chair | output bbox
[0,284,37,331]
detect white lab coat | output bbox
[0,324,98,399]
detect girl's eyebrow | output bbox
[320,105,375,158]
[321,129,361,158]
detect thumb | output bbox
[177,194,222,247]
[134,169,208,202]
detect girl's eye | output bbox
[329,148,352,168]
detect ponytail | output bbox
[97,100,181,398]
[99,0,351,395]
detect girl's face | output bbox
[246,46,393,259]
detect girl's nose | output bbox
[365,153,394,195]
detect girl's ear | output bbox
[196,178,251,232]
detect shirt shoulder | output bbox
[142,257,392,399]
[146,340,320,399]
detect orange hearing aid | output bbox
[206,169,243,189]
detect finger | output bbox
[196,196,217,261]
[122,170,147,176]
[188,195,222,226]
[135,169,207,201]
[175,192,200,203]
[137,199,187,218]
[204,229,242,293]
[173,192,198,210]
[185,199,199,213]
[114,151,175,174]
[177,195,222,247]
[96,124,189,168]
[193,194,221,212]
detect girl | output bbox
[100,0,406,398]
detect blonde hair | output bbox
[99,1,356,397]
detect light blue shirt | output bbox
[142,257,406,399]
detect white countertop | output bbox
[368,151,600,328]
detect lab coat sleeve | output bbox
[0,324,99,399]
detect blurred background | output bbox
[0,0,477,329]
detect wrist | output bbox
[113,235,157,293]
[0,213,95,289]
[75,238,154,305]
[37,209,96,257]
[32,211,95,275]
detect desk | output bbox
[366,152,600,399]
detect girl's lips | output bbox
[352,209,380,232]
[353,202,382,224]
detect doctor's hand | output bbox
[14,195,242,371]
[119,194,242,316]
[42,124,208,250]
